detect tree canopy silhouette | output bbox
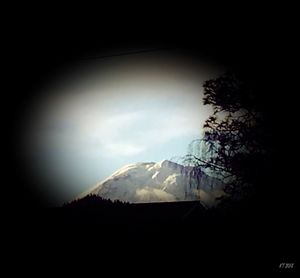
[184,72,269,202]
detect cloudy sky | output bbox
[21,50,223,206]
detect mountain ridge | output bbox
[79,160,226,207]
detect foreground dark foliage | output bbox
[184,72,272,204]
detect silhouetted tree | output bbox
[63,194,129,208]
[184,72,269,201]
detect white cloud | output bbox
[103,143,146,156]
[31,97,209,160]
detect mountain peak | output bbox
[156,159,182,169]
[80,160,226,207]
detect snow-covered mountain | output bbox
[79,160,226,207]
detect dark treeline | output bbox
[64,194,130,208]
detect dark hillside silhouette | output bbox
[62,194,207,225]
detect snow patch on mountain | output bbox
[80,160,226,207]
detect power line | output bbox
[77,46,176,61]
